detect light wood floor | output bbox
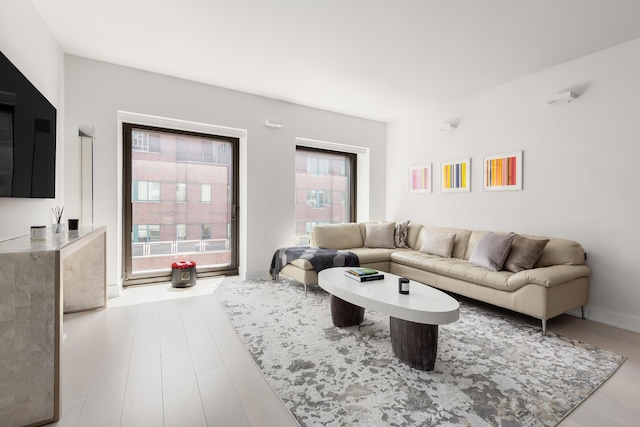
[51,279,640,427]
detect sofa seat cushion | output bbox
[391,250,466,272]
[391,250,592,291]
[288,247,403,271]
[391,250,523,291]
[287,258,316,271]
[349,247,406,264]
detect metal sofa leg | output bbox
[542,319,547,335]
[581,306,585,319]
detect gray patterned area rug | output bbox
[214,279,625,427]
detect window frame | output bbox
[123,122,240,286]
[295,145,357,231]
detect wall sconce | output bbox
[265,120,283,129]
[440,122,457,132]
[546,91,577,106]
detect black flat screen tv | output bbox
[0,50,57,198]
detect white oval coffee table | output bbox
[318,267,460,370]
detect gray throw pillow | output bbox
[469,232,515,271]
[503,235,550,272]
[394,220,410,248]
[419,232,456,258]
[364,222,396,248]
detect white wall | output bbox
[386,38,640,333]
[0,0,65,240]
[64,56,386,294]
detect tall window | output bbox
[123,123,239,285]
[295,146,356,245]
[201,184,211,202]
[176,224,187,241]
[133,224,161,242]
[176,183,187,202]
[201,223,212,239]
[307,157,330,175]
[133,181,161,201]
[132,130,161,153]
[306,190,330,208]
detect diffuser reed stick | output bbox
[52,206,64,224]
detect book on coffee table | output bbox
[344,271,385,282]
[345,267,380,277]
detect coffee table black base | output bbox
[329,294,439,371]
[330,295,365,327]
[390,317,438,371]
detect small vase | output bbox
[52,222,64,234]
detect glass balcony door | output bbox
[123,123,239,285]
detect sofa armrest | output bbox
[507,265,592,288]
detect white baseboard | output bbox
[621,314,640,334]
[565,307,584,318]
[246,269,270,281]
[582,305,640,334]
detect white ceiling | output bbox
[32,0,640,122]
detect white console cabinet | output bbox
[0,226,106,426]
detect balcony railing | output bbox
[175,153,221,164]
[295,234,310,246]
[132,239,229,257]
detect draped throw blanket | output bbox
[269,246,360,279]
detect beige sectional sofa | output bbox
[279,222,591,333]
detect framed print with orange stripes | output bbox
[483,151,522,191]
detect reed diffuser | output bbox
[52,206,64,234]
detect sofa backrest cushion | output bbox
[406,223,423,250]
[363,222,396,248]
[534,237,585,267]
[312,223,364,250]
[415,226,472,259]
[419,232,456,257]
